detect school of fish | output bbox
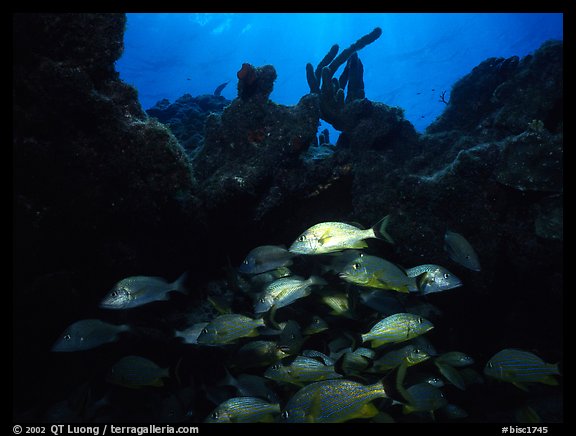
[49,216,561,423]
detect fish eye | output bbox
[111,291,118,297]
[418,317,423,323]
[443,273,450,279]
[272,364,281,370]
[281,411,289,420]
[63,334,71,341]
[352,263,360,270]
[211,411,219,419]
[414,348,420,353]
[298,235,306,242]
[201,328,208,334]
[488,362,493,368]
[259,297,266,303]
[243,259,249,264]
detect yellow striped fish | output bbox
[205,397,280,423]
[288,215,394,255]
[484,348,560,390]
[196,314,265,346]
[361,313,434,348]
[282,379,387,423]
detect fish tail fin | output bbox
[540,375,559,386]
[173,272,189,294]
[372,215,395,244]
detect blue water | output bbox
[116,13,563,136]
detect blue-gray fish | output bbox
[238,245,297,275]
[402,382,448,414]
[288,215,394,255]
[254,275,326,313]
[196,314,265,345]
[405,264,462,294]
[219,370,280,404]
[51,319,130,352]
[264,355,343,386]
[303,316,329,335]
[444,230,481,271]
[435,351,474,367]
[484,348,560,389]
[361,313,434,348]
[282,379,388,423]
[99,272,188,309]
[106,355,169,388]
[370,344,430,372]
[339,255,417,293]
[204,397,280,423]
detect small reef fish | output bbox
[204,397,280,423]
[402,382,448,415]
[370,344,430,372]
[249,267,292,289]
[51,319,130,352]
[281,379,387,423]
[196,314,266,346]
[361,313,434,348]
[106,355,169,388]
[254,275,326,313]
[303,315,329,335]
[339,255,417,293]
[484,348,560,390]
[288,215,394,255]
[338,347,375,376]
[264,355,343,386]
[435,351,475,367]
[174,322,209,345]
[238,245,297,275]
[219,370,280,404]
[229,340,289,369]
[100,272,188,309]
[405,264,462,294]
[444,230,481,271]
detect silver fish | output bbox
[444,230,481,271]
[254,275,325,313]
[174,322,208,345]
[99,272,188,309]
[405,264,462,294]
[288,215,394,255]
[51,319,130,352]
[205,397,280,423]
[264,355,343,386]
[196,314,265,346]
